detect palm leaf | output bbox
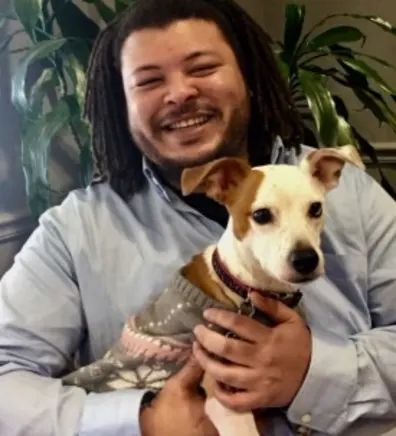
[326,14,396,37]
[82,0,116,23]
[21,99,71,218]
[334,55,396,95]
[12,0,44,40]
[283,3,306,62]
[64,52,87,112]
[306,26,366,52]
[115,0,130,14]
[28,67,59,115]
[298,70,339,145]
[11,38,67,112]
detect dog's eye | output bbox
[252,208,273,224]
[309,202,322,218]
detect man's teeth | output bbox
[168,115,211,130]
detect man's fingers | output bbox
[212,382,262,413]
[202,308,270,343]
[172,354,204,390]
[192,342,254,390]
[250,292,298,324]
[193,324,255,366]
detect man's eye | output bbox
[136,78,161,87]
[191,64,218,75]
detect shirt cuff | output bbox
[78,388,151,436]
[286,331,358,434]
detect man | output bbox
[0,0,395,435]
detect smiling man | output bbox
[0,0,396,435]
[120,19,251,182]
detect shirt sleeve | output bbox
[0,196,149,436]
[286,167,396,434]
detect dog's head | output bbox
[181,145,365,284]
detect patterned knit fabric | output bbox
[62,272,234,393]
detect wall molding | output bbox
[373,142,396,151]
[363,142,396,165]
[0,214,36,244]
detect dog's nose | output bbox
[289,249,319,275]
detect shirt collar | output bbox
[142,158,172,203]
[142,136,296,205]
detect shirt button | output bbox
[301,413,312,424]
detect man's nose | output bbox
[163,74,199,105]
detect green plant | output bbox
[275,3,396,197]
[0,0,131,219]
[1,1,396,219]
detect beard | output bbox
[130,98,250,188]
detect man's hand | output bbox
[192,291,312,413]
[139,355,219,436]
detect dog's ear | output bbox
[181,157,251,205]
[300,144,365,191]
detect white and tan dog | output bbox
[180,144,365,435]
[63,145,365,436]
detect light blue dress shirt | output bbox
[0,139,396,436]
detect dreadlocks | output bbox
[84,0,304,199]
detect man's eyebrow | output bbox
[131,50,218,76]
[184,50,218,61]
[131,64,161,76]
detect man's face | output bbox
[120,18,250,183]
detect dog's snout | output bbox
[289,248,319,275]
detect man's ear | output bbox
[300,144,365,191]
[181,157,251,205]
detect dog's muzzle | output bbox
[289,248,319,275]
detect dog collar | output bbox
[211,248,302,309]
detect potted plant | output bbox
[275,3,396,196]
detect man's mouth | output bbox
[162,114,214,131]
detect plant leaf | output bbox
[11,38,67,112]
[298,69,339,145]
[115,0,130,14]
[328,45,396,71]
[335,115,356,146]
[63,94,93,186]
[334,14,396,37]
[12,0,44,40]
[83,0,116,23]
[50,0,99,68]
[21,99,71,218]
[353,87,396,131]
[28,67,59,115]
[283,3,306,62]
[50,0,99,43]
[334,55,396,95]
[64,53,87,111]
[307,26,366,51]
[0,32,16,57]
[0,10,17,20]
[275,53,291,83]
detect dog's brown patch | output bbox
[229,169,264,240]
[181,254,235,307]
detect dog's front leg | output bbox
[202,373,261,436]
